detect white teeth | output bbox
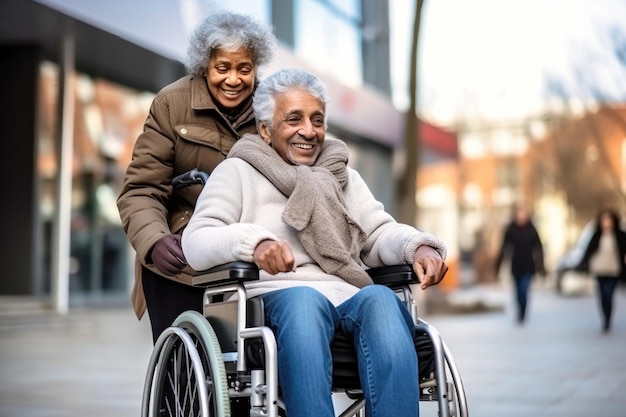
[294,144,314,149]
[223,90,240,96]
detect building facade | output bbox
[0,0,408,311]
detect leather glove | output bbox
[150,234,187,276]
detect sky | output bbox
[391,0,626,124]
[36,0,626,126]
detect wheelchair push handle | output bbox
[172,168,209,189]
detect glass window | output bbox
[321,0,361,20]
[294,0,363,87]
[222,0,271,24]
[37,61,153,299]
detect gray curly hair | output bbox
[253,68,330,130]
[185,11,277,76]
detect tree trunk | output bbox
[395,0,424,225]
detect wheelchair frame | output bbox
[141,262,469,417]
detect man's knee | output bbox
[264,286,337,328]
[340,285,414,335]
[359,284,396,297]
[273,286,331,308]
[354,284,403,310]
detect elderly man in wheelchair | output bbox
[141,68,467,417]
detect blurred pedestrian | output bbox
[578,209,626,333]
[117,10,277,343]
[495,205,545,324]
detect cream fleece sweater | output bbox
[182,158,447,306]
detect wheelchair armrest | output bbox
[192,261,259,287]
[366,264,419,287]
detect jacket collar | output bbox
[190,75,218,110]
[189,75,256,129]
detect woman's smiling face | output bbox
[206,48,256,110]
[258,88,326,166]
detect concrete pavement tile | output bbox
[427,287,626,417]
[0,307,152,417]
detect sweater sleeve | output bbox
[346,170,447,266]
[182,160,279,271]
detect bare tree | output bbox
[530,108,624,225]
[541,24,626,222]
[394,0,424,225]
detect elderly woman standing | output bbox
[579,209,626,333]
[117,11,276,342]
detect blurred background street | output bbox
[1,282,625,417]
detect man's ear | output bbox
[258,122,272,145]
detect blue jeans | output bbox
[596,276,618,329]
[513,272,532,322]
[261,285,419,417]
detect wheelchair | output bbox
[140,260,469,417]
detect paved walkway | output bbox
[0,300,153,417]
[0,284,625,417]
[427,284,626,417]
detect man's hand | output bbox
[151,234,187,276]
[412,245,448,290]
[253,240,296,274]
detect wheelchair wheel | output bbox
[442,340,468,417]
[415,320,468,417]
[143,311,231,417]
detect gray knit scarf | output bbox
[228,133,373,288]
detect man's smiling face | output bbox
[259,88,326,166]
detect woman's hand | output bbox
[151,234,187,276]
[253,240,296,274]
[412,245,448,290]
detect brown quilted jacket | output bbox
[117,74,257,319]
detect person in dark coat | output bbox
[495,206,545,324]
[578,208,626,333]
